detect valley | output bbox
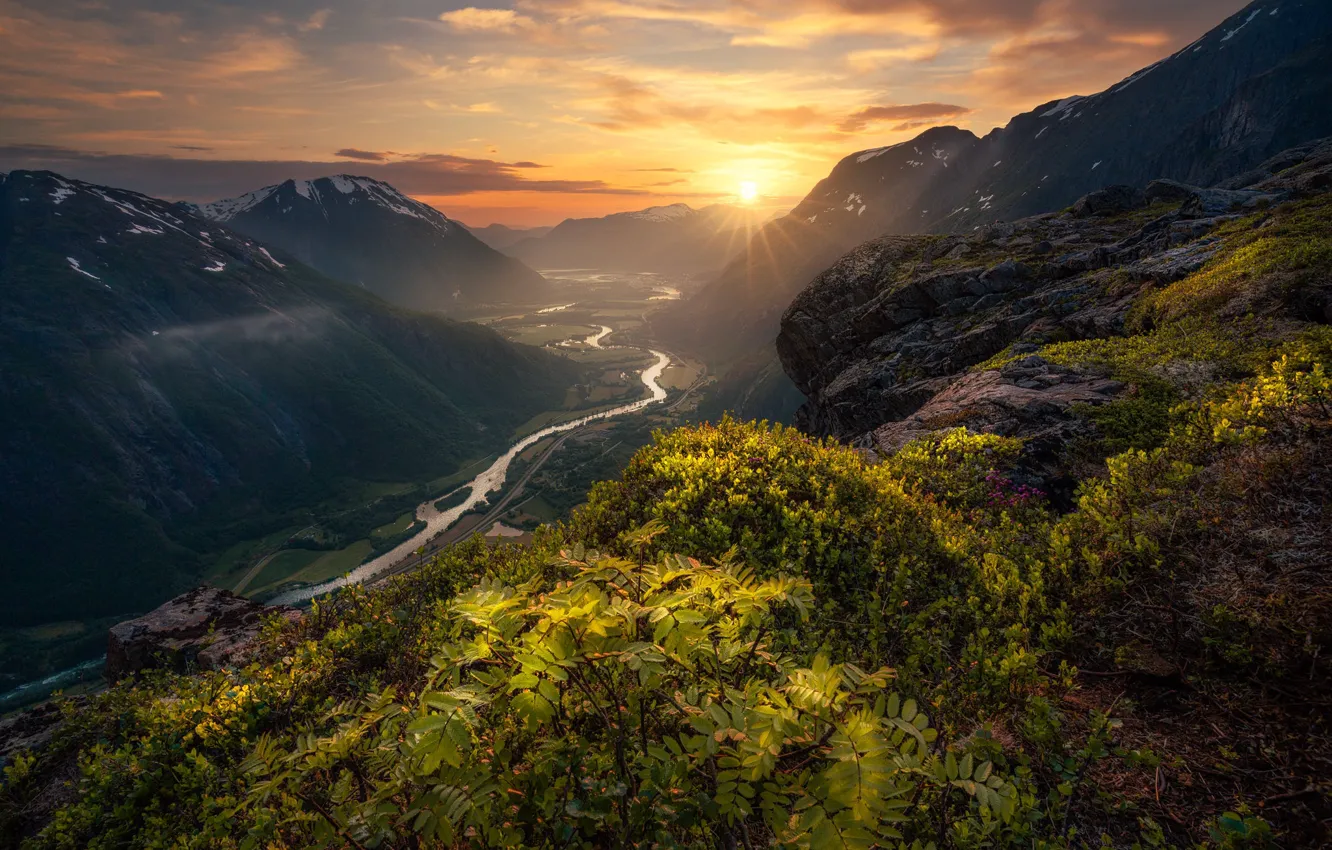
[4,2,1331,844]
[0,265,711,708]
[158,270,707,607]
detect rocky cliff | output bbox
[661,0,1332,425]
[777,139,1332,475]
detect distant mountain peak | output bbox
[203,174,453,234]
[197,174,543,310]
[622,203,695,222]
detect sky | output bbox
[0,0,1249,226]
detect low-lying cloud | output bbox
[144,307,330,352]
[334,148,389,162]
[0,144,650,202]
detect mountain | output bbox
[464,222,554,251]
[654,0,1332,419]
[0,171,578,664]
[508,203,768,275]
[779,139,1332,449]
[199,175,547,311]
[656,126,978,361]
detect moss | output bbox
[1073,372,1179,454]
[1137,195,1332,323]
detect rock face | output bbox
[0,701,66,763]
[776,139,1332,458]
[871,358,1123,454]
[105,587,297,681]
[1071,186,1146,218]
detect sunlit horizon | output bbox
[0,0,1250,226]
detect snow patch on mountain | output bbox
[202,185,279,221]
[202,176,453,232]
[1041,96,1084,119]
[1108,59,1165,95]
[1222,7,1264,41]
[855,141,905,163]
[67,257,99,280]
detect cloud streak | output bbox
[0,144,652,201]
[837,103,974,132]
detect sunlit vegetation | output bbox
[3,341,1328,847]
[5,202,1331,847]
[1137,195,1332,323]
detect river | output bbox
[270,347,671,605]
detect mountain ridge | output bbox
[198,175,547,311]
[653,0,1332,419]
[507,201,769,276]
[0,170,578,680]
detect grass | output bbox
[1138,195,1332,323]
[370,512,415,541]
[661,362,703,390]
[248,540,375,597]
[495,323,597,346]
[16,621,86,641]
[203,525,306,588]
[425,455,494,493]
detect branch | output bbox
[294,790,369,850]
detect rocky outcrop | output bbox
[777,138,1332,463]
[871,357,1123,455]
[0,700,67,764]
[105,587,298,681]
[1071,186,1145,217]
[777,212,1148,442]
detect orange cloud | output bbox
[439,8,537,32]
[837,103,973,132]
[210,33,302,76]
[299,9,332,32]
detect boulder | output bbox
[1180,187,1283,218]
[1071,185,1146,217]
[871,360,1123,455]
[105,586,298,681]
[1144,179,1201,205]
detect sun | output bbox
[738,181,759,204]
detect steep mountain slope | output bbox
[0,171,577,643]
[199,176,546,311]
[927,1,1332,232]
[778,139,1332,451]
[791,2,1332,236]
[508,203,767,275]
[655,0,1332,418]
[464,222,553,251]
